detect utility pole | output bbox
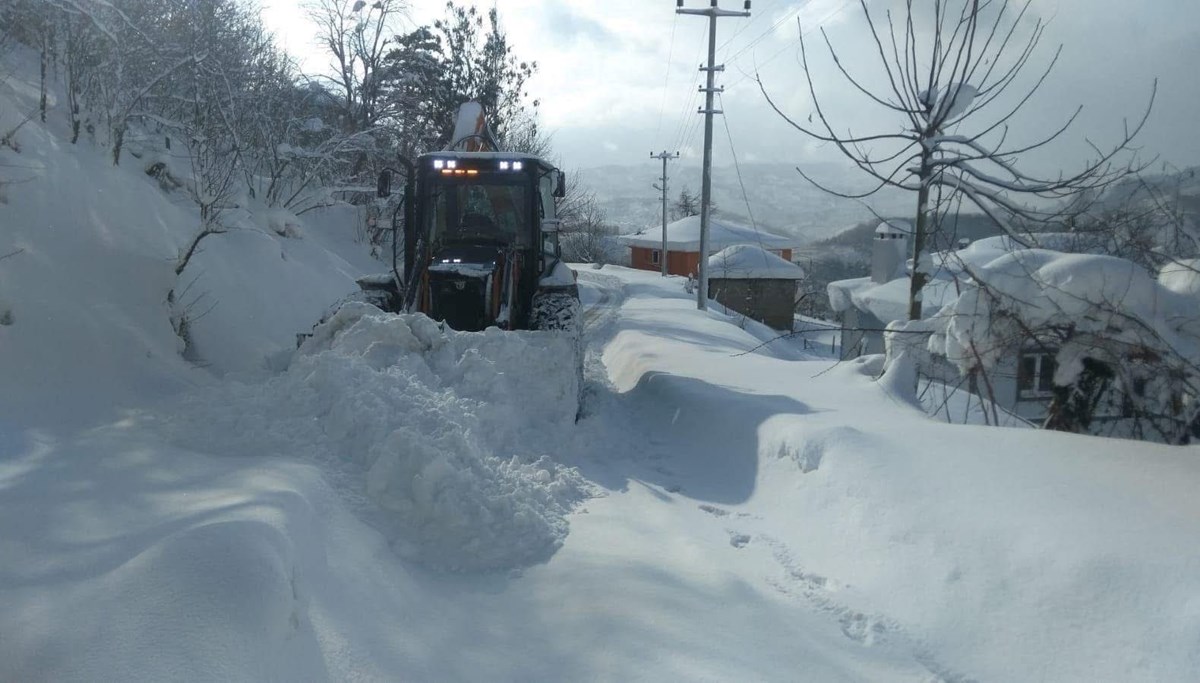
[677,0,750,310]
[651,150,680,276]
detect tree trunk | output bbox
[112,125,125,165]
[908,157,932,321]
[39,33,48,123]
[1043,358,1113,433]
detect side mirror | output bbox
[541,219,562,233]
[377,169,392,198]
[553,170,566,198]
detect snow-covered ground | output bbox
[4,50,1200,682]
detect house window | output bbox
[651,249,661,265]
[1017,352,1057,397]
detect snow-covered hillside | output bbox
[4,44,1200,683]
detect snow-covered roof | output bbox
[831,233,1093,323]
[827,275,959,322]
[707,245,805,280]
[928,233,1105,277]
[617,215,795,251]
[875,219,911,236]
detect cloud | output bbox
[541,3,620,47]
[260,0,1200,172]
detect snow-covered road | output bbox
[5,262,1200,682]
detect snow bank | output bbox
[175,200,381,376]
[0,57,202,426]
[161,304,587,572]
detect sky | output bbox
[259,0,1200,179]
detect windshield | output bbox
[430,181,529,247]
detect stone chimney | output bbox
[871,219,910,284]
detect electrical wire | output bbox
[715,0,781,55]
[717,91,769,261]
[724,0,853,90]
[655,13,680,141]
[723,0,816,65]
[669,25,711,154]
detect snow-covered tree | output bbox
[760,0,1154,320]
[383,2,540,153]
[920,250,1200,442]
[306,0,405,136]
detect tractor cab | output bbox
[366,101,573,333]
[386,151,566,331]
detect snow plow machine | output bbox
[308,102,583,415]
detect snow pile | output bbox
[708,244,806,279]
[1159,258,1200,297]
[161,303,587,572]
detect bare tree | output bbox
[307,0,404,129]
[560,191,616,265]
[759,0,1154,320]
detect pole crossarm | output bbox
[677,8,751,19]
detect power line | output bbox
[724,0,853,90]
[717,91,768,262]
[669,28,711,154]
[654,13,680,141]
[723,0,816,64]
[715,0,781,55]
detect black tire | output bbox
[529,289,581,334]
[530,289,585,421]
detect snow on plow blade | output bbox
[289,302,586,571]
[299,302,581,427]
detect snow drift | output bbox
[160,303,587,572]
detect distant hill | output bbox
[578,161,912,244]
[814,212,1005,252]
